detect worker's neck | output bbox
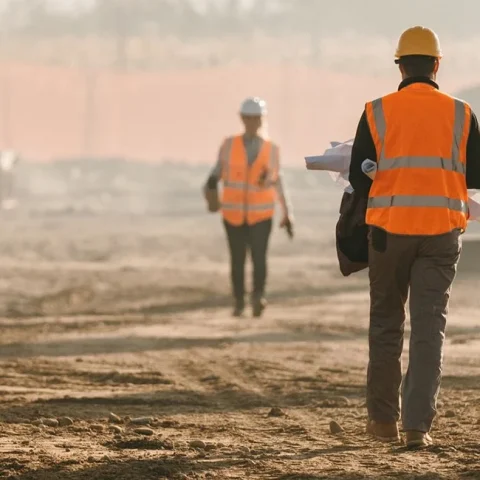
[243,132,260,139]
[402,74,435,82]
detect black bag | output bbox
[335,191,369,276]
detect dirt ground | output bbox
[1,162,480,479]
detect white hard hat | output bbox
[239,97,267,116]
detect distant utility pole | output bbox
[0,22,11,149]
[97,0,129,71]
[114,0,128,71]
[83,68,97,159]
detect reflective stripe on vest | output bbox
[222,202,276,211]
[220,136,278,226]
[371,97,466,174]
[366,89,470,235]
[368,195,468,213]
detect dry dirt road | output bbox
[1,165,480,479]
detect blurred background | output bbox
[0,0,478,214]
[1,0,480,163]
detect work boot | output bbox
[252,295,267,317]
[405,431,433,449]
[366,419,400,443]
[232,299,245,317]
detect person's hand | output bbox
[280,214,294,239]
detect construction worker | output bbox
[349,26,480,448]
[204,97,293,317]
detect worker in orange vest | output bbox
[204,97,294,317]
[349,26,480,448]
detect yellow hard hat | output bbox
[395,26,442,60]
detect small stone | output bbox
[42,418,59,427]
[31,419,44,426]
[268,407,286,417]
[87,456,95,463]
[130,416,153,426]
[109,425,123,434]
[102,455,110,461]
[190,440,206,449]
[445,410,456,418]
[329,420,344,434]
[201,375,220,383]
[90,424,104,433]
[205,443,217,451]
[108,413,123,424]
[58,417,74,427]
[160,420,179,428]
[333,396,350,407]
[134,427,154,436]
[162,439,175,450]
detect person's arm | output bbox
[466,111,480,189]
[349,109,377,198]
[270,144,293,220]
[205,143,224,189]
[275,172,293,218]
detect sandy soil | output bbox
[1,162,480,479]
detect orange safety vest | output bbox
[365,83,471,235]
[220,135,278,226]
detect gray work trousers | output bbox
[367,227,462,432]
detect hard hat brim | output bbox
[394,54,442,64]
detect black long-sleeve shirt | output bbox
[349,76,480,197]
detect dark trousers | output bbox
[367,227,461,432]
[223,219,272,304]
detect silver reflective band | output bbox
[368,195,468,213]
[223,180,272,192]
[222,136,234,180]
[452,99,466,165]
[222,203,275,211]
[377,156,466,174]
[371,98,467,175]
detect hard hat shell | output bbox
[239,97,267,116]
[395,26,442,59]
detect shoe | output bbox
[366,419,400,443]
[252,296,267,317]
[405,431,433,449]
[232,301,245,317]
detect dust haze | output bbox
[0,2,479,479]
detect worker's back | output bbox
[365,83,470,236]
[378,85,464,159]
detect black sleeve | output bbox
[466,111,480,189]
[349,110,377,198]
[206,175,218,189]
